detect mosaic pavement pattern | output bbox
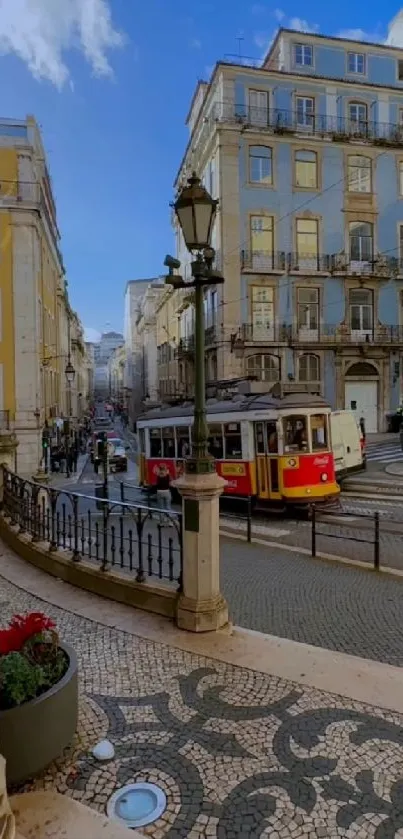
[2,575,403,837]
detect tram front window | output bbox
[284,416,308,452]
[311,414,328,450]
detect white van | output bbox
[330,410,365,480]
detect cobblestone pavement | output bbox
[220,539,403,667]
[3,575,403,838]
[221,509,403,572]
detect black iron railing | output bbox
[2,467,183,589]
[235,323,403,345]
[240,250,398,277]
[212,103,403,147]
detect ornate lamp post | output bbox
[165,173,229,633]
[169,173,223,474]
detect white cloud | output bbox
[337,27,382,42]
[254,31,272,49]
[0,0,124,89]
[273,8,285,21]
[189,38,202,49]
[288,17,318,33]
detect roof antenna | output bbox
[236,36,244,59]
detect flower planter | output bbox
[0,642,78,785]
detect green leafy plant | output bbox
[0,612,68,711]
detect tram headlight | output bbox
[321,472,328,482]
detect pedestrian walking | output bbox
[156,465,172,525]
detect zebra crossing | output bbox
[365,440,403,464]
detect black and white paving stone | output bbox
[2,575,403,838]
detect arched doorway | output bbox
[344,361,379,432]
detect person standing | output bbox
[156,465,172,525]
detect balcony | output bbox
[176,337,195,359]
[241,249,399,278]
[234,323,403,348]
[234,323,289,347]
[212,103,403,148]
[331,253,399,278]
[241,250,287,272]
[289,324,403,346]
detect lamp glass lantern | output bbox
[172,173,218,252]
[65,360,75,384]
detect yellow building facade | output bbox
[0,115,87,475]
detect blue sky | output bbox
[0,0,398,339]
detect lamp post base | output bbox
[173,470,229,633]
[176,593,229,633]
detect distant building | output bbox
[123,279,164,421]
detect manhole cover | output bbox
[106,782,167,828]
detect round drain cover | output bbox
[106,782,167,828]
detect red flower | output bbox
[0,612,56,656]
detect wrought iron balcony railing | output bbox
[235,323,403,346]
[235,324,290,344]
[241,250,399,277]
[211,103,403,147]
[241,250,287,271]
[290,324,403,345]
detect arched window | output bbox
[295,150,318,189]
[247,354,280,382]
[348,156,371,193]
[299,353,320,382]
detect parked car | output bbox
[107,437,129,472]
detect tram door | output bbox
[254,422,280,499]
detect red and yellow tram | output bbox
[136,392,340,508]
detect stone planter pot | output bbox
[0,643,78,785]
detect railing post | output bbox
[101,501,108,571]
[311,504,316,558]
[246,496,252,543]
[120,481,125,516]
[374,511,380,570]
[72,495,80,561]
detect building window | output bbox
[294,43,313,66]
[299,353,320,381]
[248,89,269,126]
[251,286,274,340]
[349,221,373,263]
[348,155,371,193]
[249,146,273,184]
[348,52,365,74]
[247,353,280,382]
[250,215,274,269]
[297,288,319,336]
[398,59,403,80]
[295,149,317,188]
[349,288,373,335]
[349,102,368,130]
[296,218,319,269]
[296,96,314,129]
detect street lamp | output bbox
[169,172,223,475]
[65,360,75,385]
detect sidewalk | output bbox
[1,546,403,837]
[47,453,88,488]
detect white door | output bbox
[344,382,378,433]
